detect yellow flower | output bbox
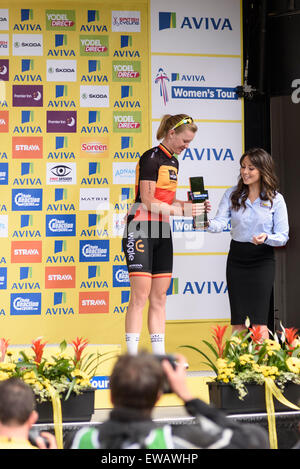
[265,339,281,351]
[239,354,255,365]
[0,371,10,381]
[286,357,300,374]
[0,362,16,371]
[230,336,241,346]
[23,371,36,381]
[216,358,228,369]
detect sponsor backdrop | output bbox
[0,0,243,372]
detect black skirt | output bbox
[226,240,275,325]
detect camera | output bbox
[29,428,51,448]
[155,354,188,393]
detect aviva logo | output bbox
[159,12,176,30]
[167,277,178,296]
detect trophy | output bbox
[188,177,209,229]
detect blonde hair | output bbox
[156,114,197,140]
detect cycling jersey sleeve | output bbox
[138,151,159,182]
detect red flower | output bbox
[71,337,89,364]
[284,327,298,346]
[0,338,9,362]
[31,337,47,364]
[212,325,228,357]
[249,326,265,345]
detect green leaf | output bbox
[179,345,218,374]
[59,340,68,353]
[202,340,219,359]
[64,378,76,401]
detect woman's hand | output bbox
[252,233,268,245]
[183,200,211,217]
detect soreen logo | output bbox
[10,293,41,315]
[79,292,109,314]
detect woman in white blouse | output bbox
[207,148,289,339]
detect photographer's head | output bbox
[0,378,37,427]
[110,352,165,413]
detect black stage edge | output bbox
[33,410,300,449]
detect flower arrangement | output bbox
[181,321,300,400]
[0,336,116,402]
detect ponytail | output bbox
[156,114,197,140]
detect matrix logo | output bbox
[159,12,176,30]
[167,277,178,296]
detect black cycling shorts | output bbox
[122,220,173,279]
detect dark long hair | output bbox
[231,148,279,210]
